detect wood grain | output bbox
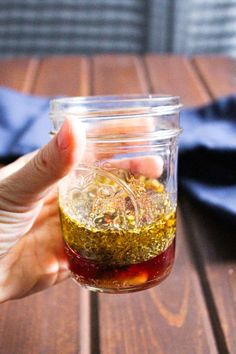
[180,200,236,354]
[147,54,236,354]
[0,58,39,93]
[0,282,80,354]
[93,54,217,354]
[193,56,236,99]
[93,55,149,95]
[33,55,91,96]
[145,55,210,107]
[0,56,91,354]
[0,54,235,354]
[184,55,236,354]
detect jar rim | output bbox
[51,94,180,104]
[50,94,181,117]
[50,94,182,141]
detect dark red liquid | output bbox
[64,239,175,293]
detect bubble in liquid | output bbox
[98,185,115,198]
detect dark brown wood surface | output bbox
[93,55,217,354]
[186,56,236,354]
[0,55,235,354]
[0,57,88,354]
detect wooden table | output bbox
[0,55,235,354]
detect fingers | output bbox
[0,151,38,182]
[0,118,86,209]
[110,156,164,179]
[87,114,155,160]
[82,115,163,179]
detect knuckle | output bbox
[32,150,49,176]
[33,147,67,180]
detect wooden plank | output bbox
[147,54,236,354]
[193,55,236,99]
[0,58,39,93]
[0,57,91,354]
[93,54,149,95]
[145,55,210,107]
[181,200,236,354]
[33,55,91,96]
[93,54,217,354]
[0,282,80,354]
[183,55,236,354]
[34,56,91,354]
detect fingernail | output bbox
[57,119,71,150]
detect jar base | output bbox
[70,264,173,294]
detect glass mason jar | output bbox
[50,95,182,294]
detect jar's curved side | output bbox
[53,95,181,293]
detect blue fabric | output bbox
[0,87,235,221]
[179,95,236,221]
[0,87,50,160]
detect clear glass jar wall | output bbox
[50,95,182,293]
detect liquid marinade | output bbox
[59,172,176,293]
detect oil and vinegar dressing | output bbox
[59,173,176,293]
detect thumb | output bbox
[0,117,86,209]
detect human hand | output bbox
[0,118,86,303]
[0,115,163,303]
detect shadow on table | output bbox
[179,192,236,263]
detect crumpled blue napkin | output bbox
[179,95,236,221]
[0,86,235,221]
[0,87,50,162]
